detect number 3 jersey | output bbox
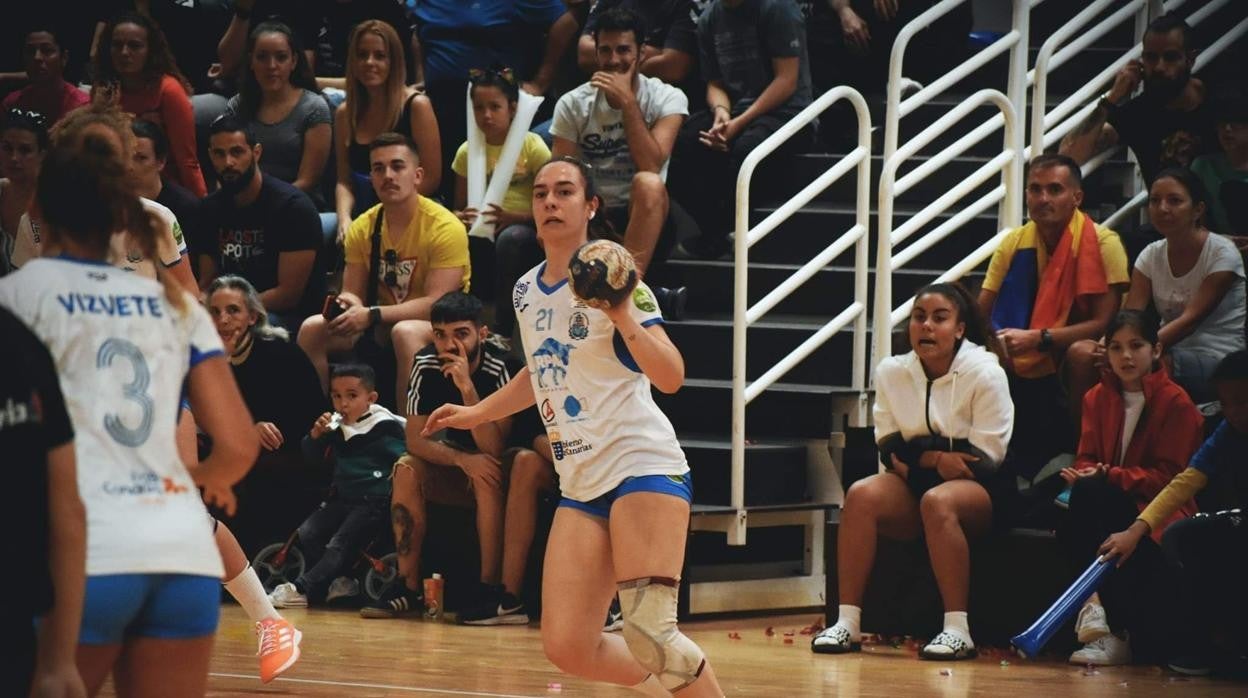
[514,263,688,502]
[0,257,225,578]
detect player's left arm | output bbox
[604,303,684,393]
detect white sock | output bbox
[942,611,972,645]
[629,673,670,697]
[224,566,282,622]
[837,604,862,640]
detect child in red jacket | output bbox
[1057,310,1204,666]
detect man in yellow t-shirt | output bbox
[297,133,469,409]
[976,154,1129,477]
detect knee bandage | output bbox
[617,577,706,691]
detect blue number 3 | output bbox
[97,338,154,447]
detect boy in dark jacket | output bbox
[268,364,407,607]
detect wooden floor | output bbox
[99,607,1241,697]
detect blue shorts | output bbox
[80,574,220,644]
[559,472,693,519]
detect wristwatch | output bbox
[368,306,382,327]
[1039,328,1053,350]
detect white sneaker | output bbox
[269,582,308,608]
[1075,603,1110,643]
[1069,633,1132,666]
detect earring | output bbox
[589,211,596,219]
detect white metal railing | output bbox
[874,89,1021,364]
[1035,0,1248,226]
[872,0,1030,371]
[727,87,871,545]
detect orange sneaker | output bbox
[256,618,302,683]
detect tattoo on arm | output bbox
[392,504,414,555]
[1070,105,1108,139]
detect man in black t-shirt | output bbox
[1061,12,1219,184]
[0,307,84,696]
[199,114,324,332]
[362,292,552,624]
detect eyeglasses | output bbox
[383,249,398,287]
[468,66,516,86]
[5,108,48,128]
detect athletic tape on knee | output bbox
[617,577,706,691]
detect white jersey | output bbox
[9,197,186,276]
[0,257,224,578]
[514,263,688,501]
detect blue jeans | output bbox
[294,498,388,599]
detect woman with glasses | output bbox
[333,20,441,244]
[94,12,207,196]
[1,109,48,274]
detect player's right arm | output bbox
[422,369,537,436]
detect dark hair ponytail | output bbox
[536,155,621,242]
[915,282,991,348]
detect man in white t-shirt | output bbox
[551,7,690,281]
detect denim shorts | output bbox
[80,574,220,644]
[559,471,693,519]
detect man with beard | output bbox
[198,113,323,333]
[1061,13,1218,184]
[360,291,537,621]
[552,7,690,313]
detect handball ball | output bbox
[568,239,638,310]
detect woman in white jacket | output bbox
[812,282,1014,661]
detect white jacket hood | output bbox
[873,339,1014,469]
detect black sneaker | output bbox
[604,596,624,632]
[360,584,422,619]
[1167,654,1214,676]
[461,591,530,626]
[653,286,688,321]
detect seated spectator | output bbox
[268,364,406,608]
[1122,168,1246,403]
[313,0,418,86]
[1,109,47,275]
[552,8,688,279]
[2,25,89,126]
[452,67,551,339]
[227,22,332,206]
[198,114,324,332]
[811,283,1013,660]
[670,0,815,260]
[206,275,329,555]
[361,291,517,618]
[1057,310,1203,666]
[1100,350,1248,676]
[94,12,208,196]
[1191,87,1248,248]
[298,133,469,406]
[1061,13,1217,184]
[216,0,321,81]
[38,103,198,292]
[577,0,702,97]
[977,154,1129,477]
[130,119,203,254]
[333,20,441,243]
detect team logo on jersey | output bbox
[532,338,574,389]
[513,281,530,312]
[549,429,563,460]
[564,395,584,418]
[568,311,589,340]
[632,286,657,313]
[540,398,557,423]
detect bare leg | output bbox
[611,492,723,697]
[501,449,557,594]
[296,315,357,393]
[391,320,432,417]
[624,172,669,277]
[838,473,922,605]
[542,507,647,686]
[390,458,429,590]
[919,480,993,613]
[1063,339,1101,438]
[76,644,122,697]
[112,636,214,698]
[472,461,505,585]
[215,520,249,581]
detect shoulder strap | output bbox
[365,206,383,307]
